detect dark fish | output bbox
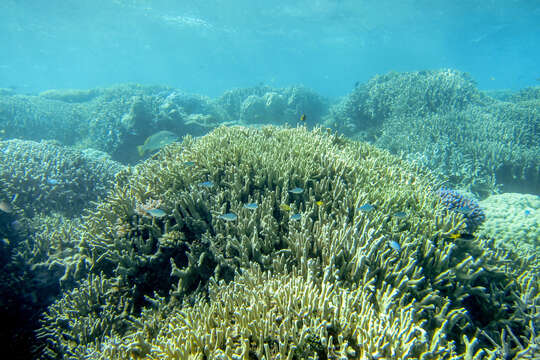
[459,233,475,240]
[393,211,407,218]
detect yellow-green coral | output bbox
[94,266,463,359]
[37,125,539,359]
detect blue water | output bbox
[1,0,539,97]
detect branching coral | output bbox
[326,70,539,196]
[36,126,539,359]
[325,69,490,138]
[0,139,123,218]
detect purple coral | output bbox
[436,188,486,232]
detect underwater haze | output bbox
[1,1,540,360]
[1,0,540,96]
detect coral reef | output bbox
[325,69,490,138]
[0,91,86,145]
[478,193,539,261]
[216,85,327,126]
[0,139,123,218]
[39,88,100,103]
[0,84,225,163]
[0,139,123,357]
[0,212,72,359]
[436,188,486,232]
[35,126,538,359]
[326,70,540,196]
[507,86,540,103]
[377,102,539,196]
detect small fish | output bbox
[199,181,214,188]
[243,202,258,210]
[0,201,12,213]
[393,211,407,218]
[300,114,306,122]
[47,178,60,185]
[1,238,9,246]
[145,208,167,218]
[218,212,237,221]
[290,213,302,221]
[184,161,195,167]
[388,240,401,252]
[315,200,324,206]
[524,209,532,216]
[448,233,462,239]
[358,204,374,212]
[289,187,304,194]
[279,204,292,211]
[455,206,472,215]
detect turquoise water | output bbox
[1,1,539,96]
[0,2,539,359]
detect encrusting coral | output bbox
[37,126,538,359]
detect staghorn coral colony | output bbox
[1,70,539,360]
[0,139,123,218]
[325,70,540,196]
[0,139,124,358]
[31,126,538,359]
[1,70,537,194]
